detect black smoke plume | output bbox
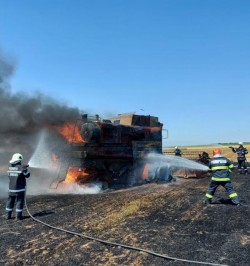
[0,51,80,168]
[0,53,80,134]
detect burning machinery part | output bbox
[51,113,172,189]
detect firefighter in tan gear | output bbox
[203,148,240,205]
[6,153,30,220]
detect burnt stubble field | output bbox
[0,170,250,266]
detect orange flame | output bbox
[141,163,149,180]
[64,166,89,184]
[56,122,83,143]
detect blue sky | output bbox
[0,0,250,146]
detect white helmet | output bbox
[9,153,23,164]
[175,146,178,149]
[238,142,243,145]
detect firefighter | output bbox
[174,146,182,157]
[5,153,30,220]
[229,142,248,174]
[203,148,240,205]
[198,151,210,166]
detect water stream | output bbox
[28,130,53,169]
[146,153,209,171]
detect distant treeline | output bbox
[165,142,250,148]
[218,142,250,146]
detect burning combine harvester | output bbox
[52,113,171,189]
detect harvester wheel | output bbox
[155,166,173,183]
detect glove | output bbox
[230,147,236,152]
[22,164,29,170]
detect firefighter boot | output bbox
[231,196,240,206]
[203,198,212,205]
[16,212,23,221]
[6,211,12,220]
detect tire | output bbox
[80,122,101,141]
[156,166,172,182]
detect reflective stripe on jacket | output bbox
[7,163,30,192]
[208,154,234,181]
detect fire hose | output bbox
[24,194,229,266]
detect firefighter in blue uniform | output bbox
[203,148,240,205]
[6,153,30,220]
[229,142,248,174]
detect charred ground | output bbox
[0,172,250,266]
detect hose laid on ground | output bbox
[24,196,229,266]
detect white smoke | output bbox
[26,130,102,195]
[50,182,103,195]
[25,167,103,196]
[0,176,8,198]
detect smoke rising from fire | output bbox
[0,51,81,157]
[24,167,103,196]
[0,55,80,134]
[0,50,86,195]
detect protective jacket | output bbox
[174,148,182,157]
[7,163,30,194]
[208,154,234,181]
[232,146,248,161]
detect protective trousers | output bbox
[238,159,248,174]
[6,192,25,219]
[205,180,240,204]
